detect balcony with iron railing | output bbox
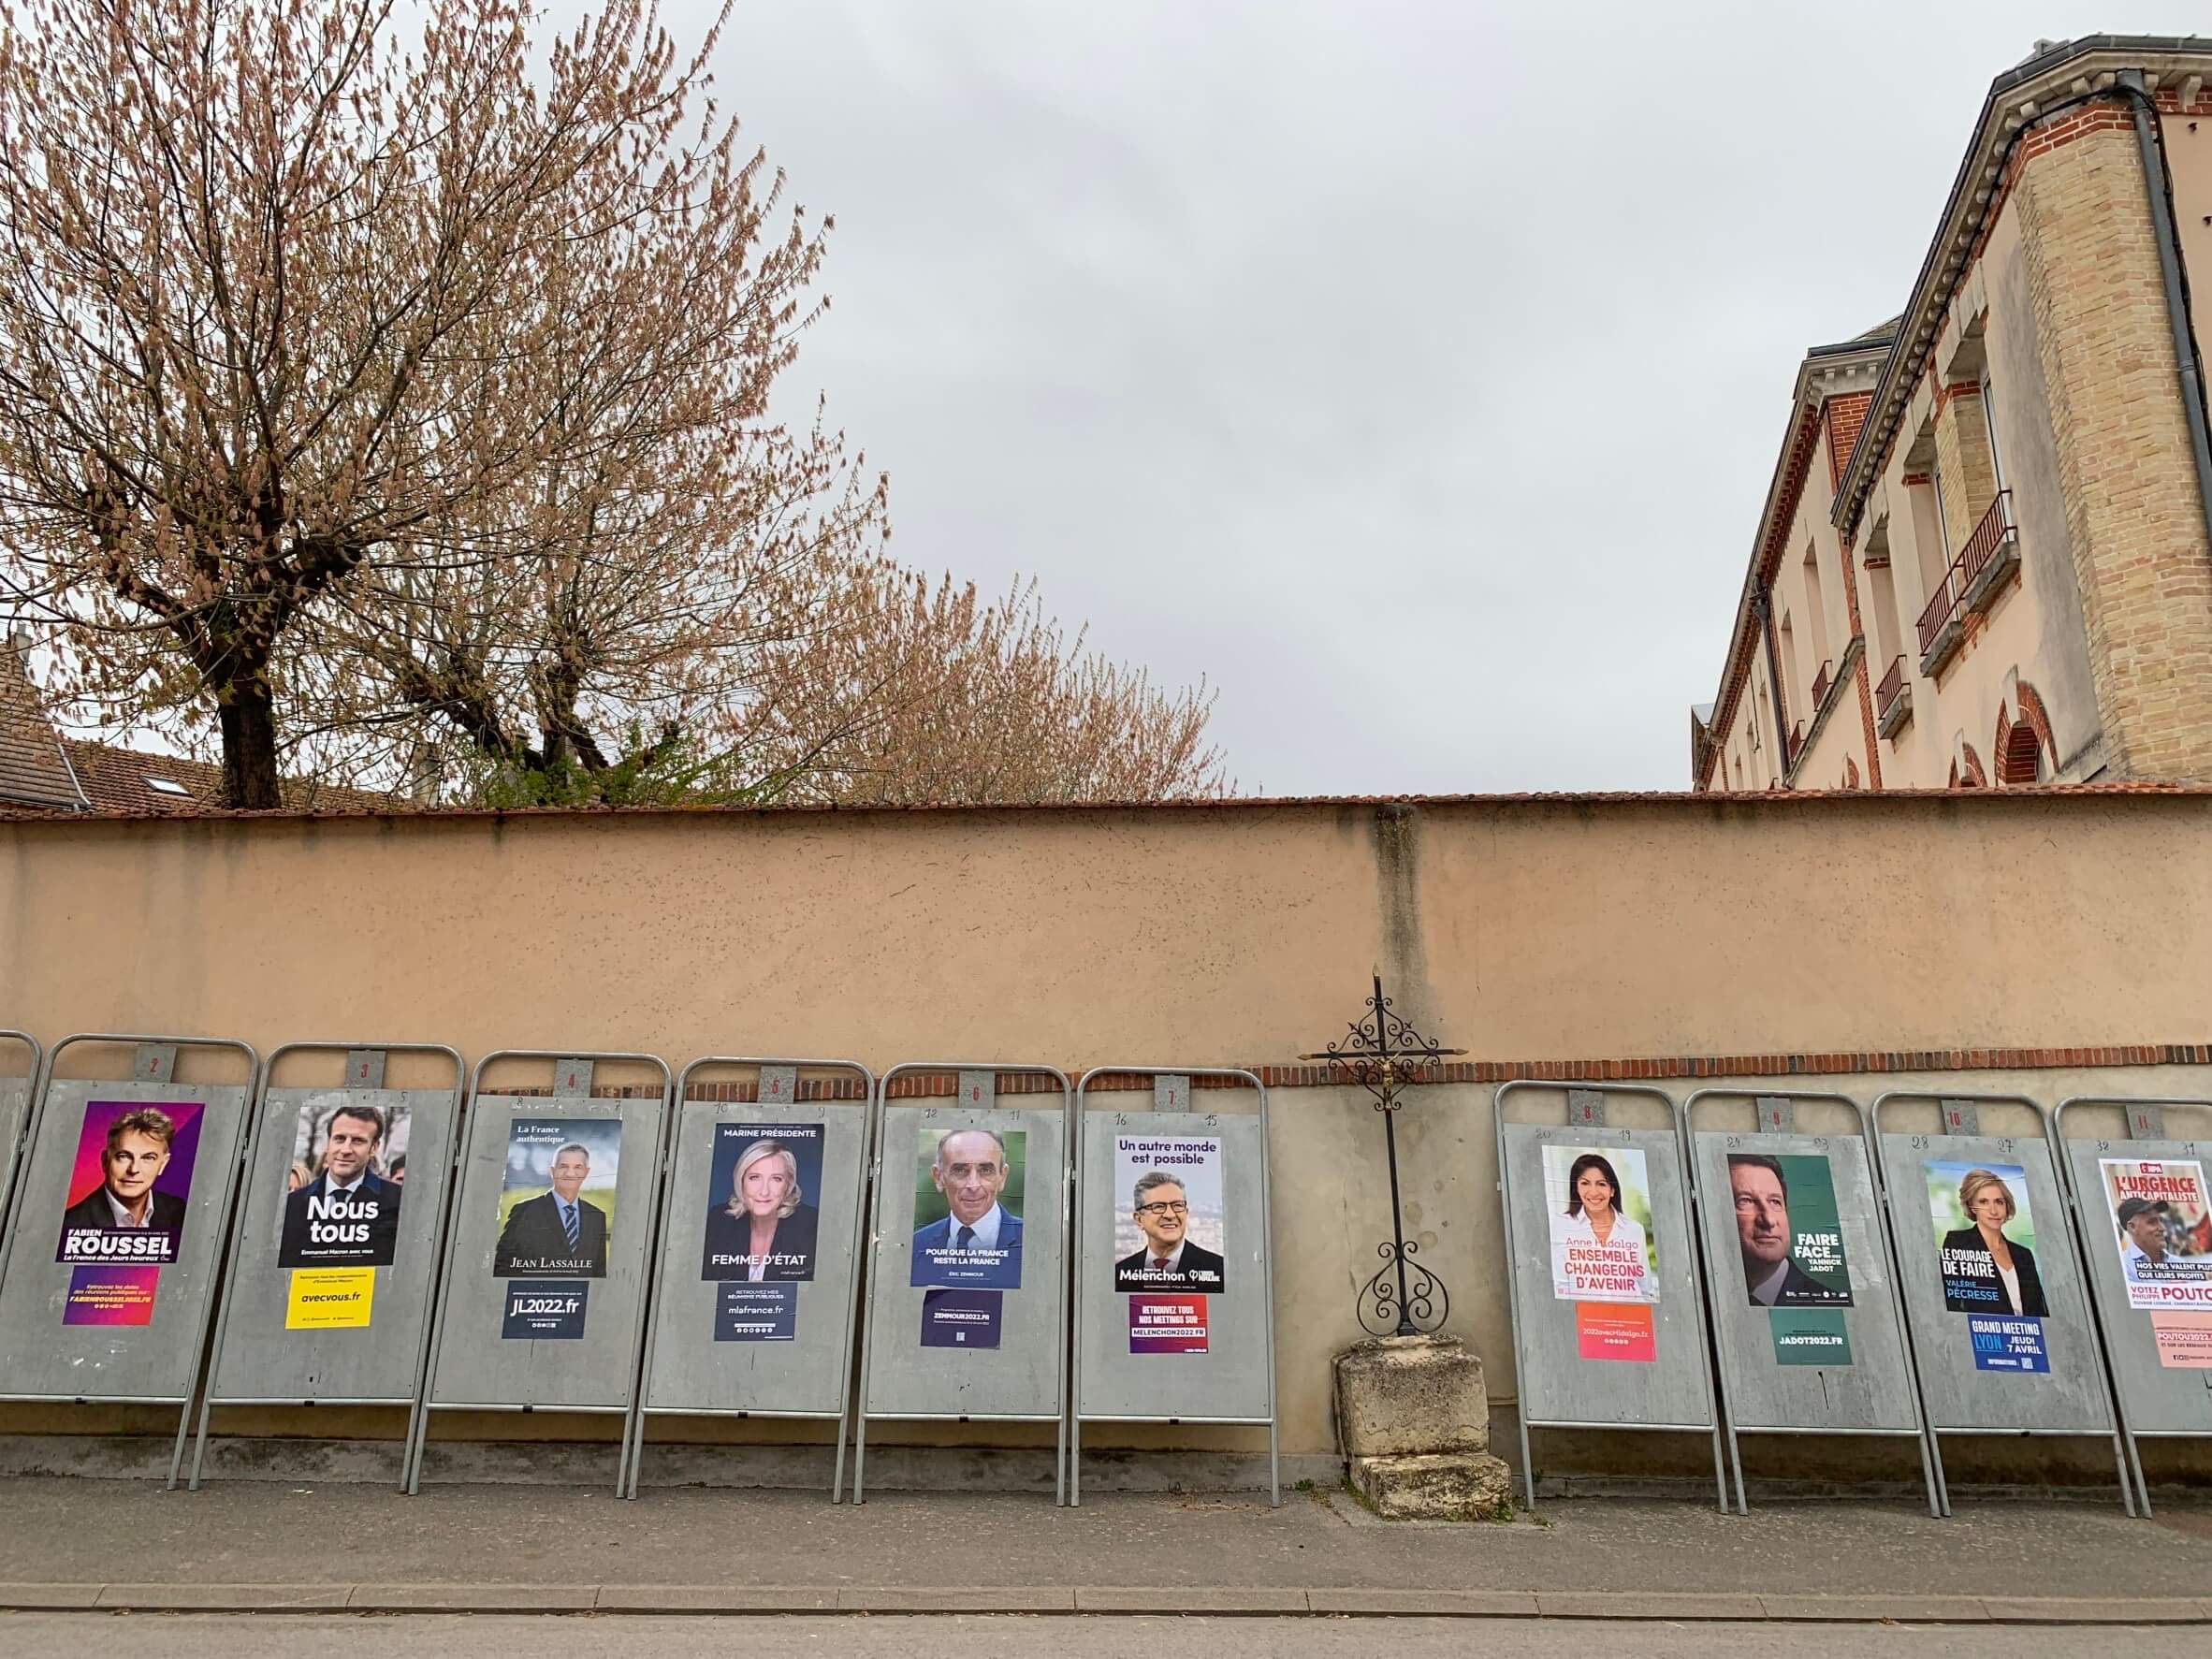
[1956,488,2020,611]
[1786,720,1805,768]
[1915,489,2018,677]
[1875,653,1912,738]
[1811,658,1834,710]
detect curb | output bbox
[3,1584,2209,1621]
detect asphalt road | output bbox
[0,1616,2187,1658]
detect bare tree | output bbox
[741,569,1227,805]
[0,0,840,805]
[0,0,1228,808]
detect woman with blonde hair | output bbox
[1938,1167,2047,1316]
[700,1138,820,1282]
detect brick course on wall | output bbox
[668,1041,2212,1099]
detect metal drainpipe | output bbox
[1750,589,1791,768]
[2117,71,2212,560]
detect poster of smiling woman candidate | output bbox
[910,1126,1026,1289]
[1111,1136,1226,1291]
[55,1100,204,1266]
[494,1117,621,1278]
[278,1096,409,1267]
[1927,1159,2048,1317]
[1543,1144,1659,1303]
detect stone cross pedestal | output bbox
[1333,1333,1513,1519]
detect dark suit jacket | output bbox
[702,1201,820,1281]
[280,1170,402,1266]
[60,1186,185,1255]
[1744,1256,1837,1307]
[1115,1241,1227,1292]
[1938,1228,2047,1317]
[910,1210,1023,1288]
[495,1190,609,1277]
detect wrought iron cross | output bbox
[1302,972,1465,1336]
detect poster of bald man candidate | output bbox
[910,1127,1026,1289]
[493,1117,620,1278]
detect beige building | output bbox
[1695,36,2212,793]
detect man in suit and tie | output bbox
[280,1103,402,1267]
[910,1128,1023,1289]
[1729,1154,1835,1307]
[59,1107,187,1262]
[494,1142,609,1277]
[1114,1171,1228,1290]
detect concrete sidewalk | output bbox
[0,1478,2206,1623]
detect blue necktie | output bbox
[563,1203,580,1251]
[956,1225,975,1250]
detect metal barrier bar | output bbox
[405,1049,673,1497]
[1870,1090,2133,1517]
[1494,1080,1725,1514]
[852,1060,1073,1506]
[623,1055,875,1502]
[1681,1088,1940,1517]
[186,1040,465,1491]
[0,1028,45,1244]
[1069,1065,1276,1509]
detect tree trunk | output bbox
[218,679,284,808]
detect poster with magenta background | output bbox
[54,1099,204,1266]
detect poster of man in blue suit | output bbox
[910,1127,1024,1289]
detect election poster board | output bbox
[0,1062,34,1235]
[860,1102,1068,1427]
[1688,1129,1920,1439]
[2059,1131,2212,1438]
[1878,1129,2112,1436]
[202,1081,459,1415]
[638,1099,868,1423]
[0,1076,251,1405]
[1076,1109,1272,1429]
[423,1092,662,1419]
[1498,1122,1713,1433]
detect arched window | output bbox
[1998,717,2044,784]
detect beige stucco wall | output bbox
[7,793,2212,1477]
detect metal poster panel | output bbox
[1076,1112,1271,1422]
[640,1102,866,1416]
[2062,1134,2212,1434]
[1880,1131,2111,1432]
[0,1070,32,1230]
[0,1078,250,1402]
[1690,1131,1919,1432]
[425,1095,661,1411]
[1500,1122,1713,1430]
[204,1084,459,1405]
[862,1105,1066,1419]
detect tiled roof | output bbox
[63,739,393,814]
[0,645,86,809]
[61,740,223,814]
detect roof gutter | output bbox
[2117,70,2212,572]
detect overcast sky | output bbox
[681,1,2207,794]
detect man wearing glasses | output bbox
[1115,1170,1226,1290]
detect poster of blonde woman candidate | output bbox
[2098,1157,2212,1311]
[1544,1145,1659,1303]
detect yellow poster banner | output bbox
[285,1267,374,1330]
